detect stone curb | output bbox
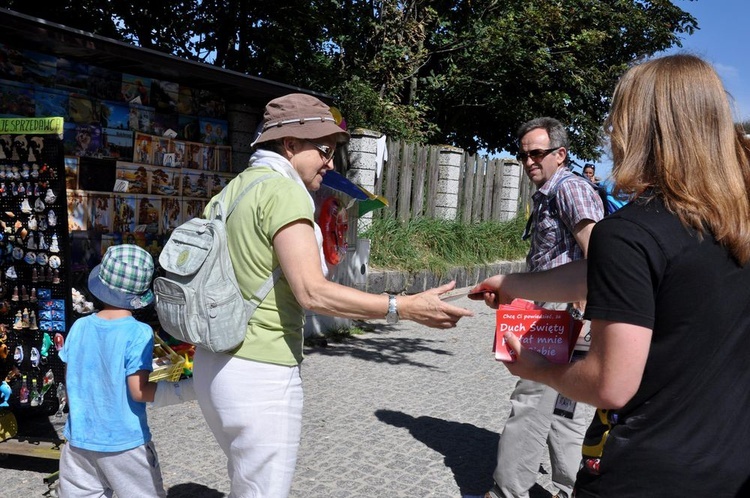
[364,260,527,295]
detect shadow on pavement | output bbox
[0,454,58,474]
[305,333,453,369]
[376,409,497,496]
[167,482,224,497]
[375,410,554,498]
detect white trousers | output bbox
[194,348,303,498]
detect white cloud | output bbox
[714,62,741,83]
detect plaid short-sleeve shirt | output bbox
[526,168,603,272]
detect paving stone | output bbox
[0,268,584,498]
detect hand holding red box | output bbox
[494,299,582,364]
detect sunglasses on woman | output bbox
[305,140,336,162]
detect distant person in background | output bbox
[473,54,750,497]
[582,163,599,184]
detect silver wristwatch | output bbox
[386,294,399,324]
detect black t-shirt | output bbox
[577,196,750,497]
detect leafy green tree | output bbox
[3,0,698,159]
[419,0,697,157]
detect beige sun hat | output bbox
[252,93,349,146]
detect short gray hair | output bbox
[517,117,569,149]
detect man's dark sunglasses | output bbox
[306,140,336,161]
[516,146,561,162]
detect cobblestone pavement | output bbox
[0,290,581,497]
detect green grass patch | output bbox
[361,215,529,275]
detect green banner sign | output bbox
[0,117,64,135]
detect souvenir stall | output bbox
[0,117,73,458]
[0,18,383,487]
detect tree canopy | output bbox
[4,0,698,159]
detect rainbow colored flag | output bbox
[322,170,389,216]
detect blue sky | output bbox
[594,0,750,178]
[669,0,750,122]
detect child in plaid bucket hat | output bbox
[59,245,194,498]
[87,243,155,309]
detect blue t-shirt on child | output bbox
[61,313,154,452]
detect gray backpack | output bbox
[153,173,281,353]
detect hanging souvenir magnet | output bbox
[13,344,22,363]
[53,332,64,351]
[29,347,39,368]
[41,332,53,357]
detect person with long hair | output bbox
[473,54,750,496]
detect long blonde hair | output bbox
[606,54,750,265]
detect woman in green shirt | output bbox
[194,93,473,498]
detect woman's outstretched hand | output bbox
[399,281,474,328]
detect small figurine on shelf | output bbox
[71,288,95,315]
[54,382,66,418]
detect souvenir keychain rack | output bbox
[0,118,72,456]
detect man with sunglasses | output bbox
[487,117,603,498]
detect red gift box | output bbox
[494,299,582,364]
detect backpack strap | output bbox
[522,174,581,240]
[245,266,282,315]
[210,173,277,221]
[212,172,283,314]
